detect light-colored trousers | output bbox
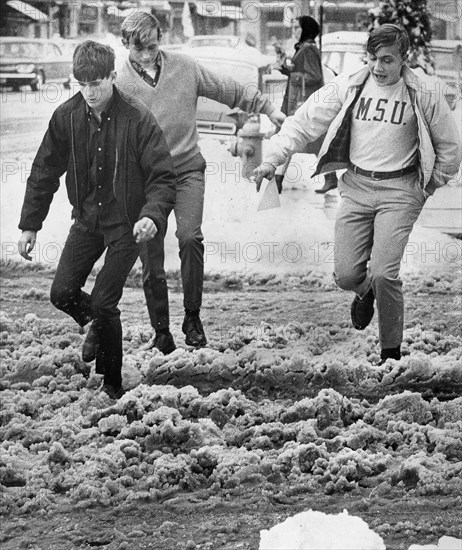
[334,168,426,349]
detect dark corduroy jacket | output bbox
[19,86,176,233]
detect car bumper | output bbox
[0,73,37,85]
[196,120,237,137]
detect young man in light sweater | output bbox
[254,24,460,364]
[116,11,286,353]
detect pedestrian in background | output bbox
[275,15,338,194]
[18,41,176,399]
[116,11,286,353]
[254,24,461,364]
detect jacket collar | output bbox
[347,63,418,88]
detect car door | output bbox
[193,52,260,136]
[43,43,70,83]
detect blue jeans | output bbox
[50,223,139,388]
[141,159,206,329]
[334,169,426,349]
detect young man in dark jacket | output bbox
[18,41,176,399]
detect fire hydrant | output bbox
[230,113,265,187]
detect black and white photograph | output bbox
[1,0,461,548]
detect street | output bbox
[1,82,462,550]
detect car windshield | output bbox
[323,50,366,75]
[0,42,43,58]
[195,58,257,87]
[190,37,238,48]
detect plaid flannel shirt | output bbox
[314,84,364,175]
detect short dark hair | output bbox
[367,24,409,59]
[121,11,162,47]
[298,15,320,41]
[73,40,115,82]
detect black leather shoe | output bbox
[147,331,176,355]
[379,346,401,365]
[82,321,98,362]
[182,312,207,347]
[101,384,125,400]
[315,177,338,194]
[351,288,375,330]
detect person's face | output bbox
[78,72,115,113]
[293,24,302,41]
[125,28,160,68]
[367,44,405,86]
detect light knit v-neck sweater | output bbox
[116,50,275,172]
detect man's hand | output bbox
[133,217,158,244]
[18,231,37,261]
[252,162,277,191]
[268,109,286,128]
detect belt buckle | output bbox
[370,171,381,180]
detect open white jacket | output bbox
[265,65,461,195]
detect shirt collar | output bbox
[129,54,161,77]
[85,92,115,120]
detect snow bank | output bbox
[259,509,385,549]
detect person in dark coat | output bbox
[276,16,338,194]
[18,41,177,400]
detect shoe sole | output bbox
[147,342,176,355]
[185,339,207,348]
[351,302,374,330]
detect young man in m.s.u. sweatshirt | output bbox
[116,11,286,353]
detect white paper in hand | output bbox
[257,178,281,211]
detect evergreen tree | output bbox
[369,0,434,73]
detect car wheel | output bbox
[31,71,44,91]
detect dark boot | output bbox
[101,383,125,400]
[82,321,99,363]
[379,346,401,365]
[315,173,338,194]
[182,310,207,347]
[351,288,375,330]
[147,330,176,355]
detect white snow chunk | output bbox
[437,537,462,550]
[409,536,462,550]
[24,313,40,324]
[259,509,385,549]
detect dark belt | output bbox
[349,163,417,180]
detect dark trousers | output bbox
[139,229,170,330]
[50,223,139,388]
[141,164,206,330]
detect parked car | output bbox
[321,31,368,75]
[0,37,72,91]
[182,45,275,137]
[430,39,462,110]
